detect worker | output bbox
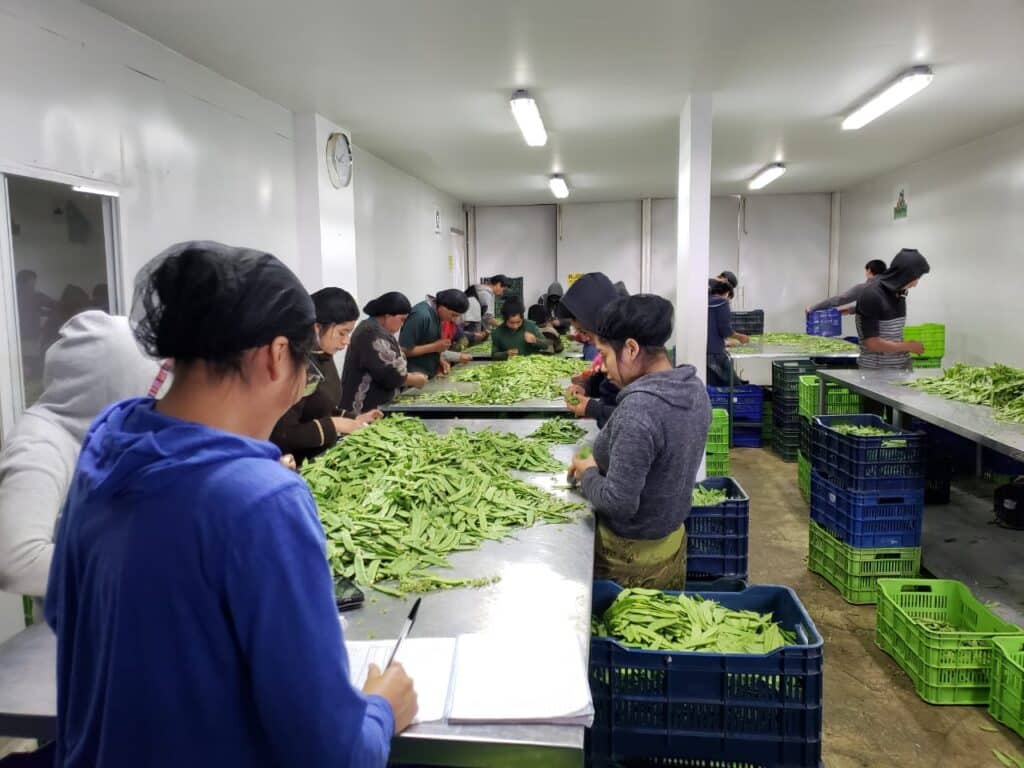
[399,289,470,378]
[468,274,511,328]
[538,282,570,332]
[856,248,931,370]
[0,312,164,602]
[568,294,711,589]
[707,281,749,386]
[806,259,888,314]
[45,242,417,768]
[527,303,564,353]
[270,288,382,466]
[459,287,489,344]
[489,297,552,360]
[559,272,620,428]
[708,269,738,292]
[340,292,428,415]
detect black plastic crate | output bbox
[730,309,765,335]
[773,428,800,463]
[772,359,816,399]
[925,452,952,505]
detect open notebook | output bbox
[346,628,593,726]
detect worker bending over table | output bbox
[400,289,469,378]
[856,248,930,370]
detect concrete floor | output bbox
[732,446,1024,768]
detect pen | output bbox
[385,597,421,669]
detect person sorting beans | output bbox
[400,289,469,378]
[568,294,711,589]
[45,242,417,767]
[490,296,553,359]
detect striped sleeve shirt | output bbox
[855,282,910,370]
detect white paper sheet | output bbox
[346,637,457,724]
[446,629,594,726]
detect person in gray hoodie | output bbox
[0,311,165,599]
[568,294,711,589]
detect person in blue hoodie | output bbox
[45,241,417,768]
[707,280,749,386]
[568,295,711,589]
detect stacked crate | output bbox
[771,359,815,462]
[806,415,925,604]
[904,322,945,369]
[730,309,765,336]
[707,385,764,449]
[705,407,729,476]
[796,374,863,500]
[687,477,749,581]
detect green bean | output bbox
[736,333,858,354]
[592,589,798,653]
[906,362,1024,424]
[302,415,585,597]
[692,487,729,506]
[528,419,587,444]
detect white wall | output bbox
[557,202,642,294]
[0,0,300,298]
[475,205,556,304]
[652,196,739,306]
[353,146,464,305]
[839,121,1024,367]
[739,194,832,331]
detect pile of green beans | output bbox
[907,362,1024,424]
[592,588,797,653]
[401,355,589,405]
[737,333,857,354]
[302,416,584,596]
[691,487,729,506]
[830,424,894,437]
[527,418,587,444]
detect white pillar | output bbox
[675,93,712,380]
[293,113,358,296]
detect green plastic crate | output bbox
[913,357,943,370]
[797,374,863,419]
[876,578,1024,705]
[990,635,1024,739]
[798,450,810,502]
[705,452,729,477]
[904,323,945,358]
[706,408,729,454]
[808,521,919,605]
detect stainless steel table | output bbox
[729,341,860,362]
[816,368,1024,464]
[385,362,575,417]
[0,419,596,767]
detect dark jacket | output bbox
[583,371,619,429]
[399,300,442,377]
[707,295,733,354]
[270,350,341,465]
[580,365,711,540]
[341,317,409,415]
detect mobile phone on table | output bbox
[334,577,365,611]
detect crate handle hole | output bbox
[900,584,933,594]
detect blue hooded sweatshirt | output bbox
[45,398,393,767]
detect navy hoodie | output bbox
[45,398,393,767]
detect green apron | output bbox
[593,521,687,590]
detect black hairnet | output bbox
[597,295,674,348]
[311,287,359,325]
[363,291,412,316]
[131,241,315,362]
[436,289,469,313]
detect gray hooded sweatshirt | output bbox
[0,312,162,597]
[581,365,711,539]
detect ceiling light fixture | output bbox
[842,65,933,131]
[510,90,548,147]
[549,175,569,199]
[72,184,120,197]
[748,163,786,191]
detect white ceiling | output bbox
[84,0,1024,204]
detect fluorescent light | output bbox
[748,163,786,191]
[842,66,933,131]
[72,185,120,197]
[549,175,569,199]
[510,90,547,147]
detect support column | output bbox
[675,93,713,381]
[640,198,652,293]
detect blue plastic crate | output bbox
[589,581,824,767]
[707,384,764,421]
[810,415,925,493]
[810,470,924,548]
[733,422,763,448]
[687,477,749,580]
[806,309,842,337]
